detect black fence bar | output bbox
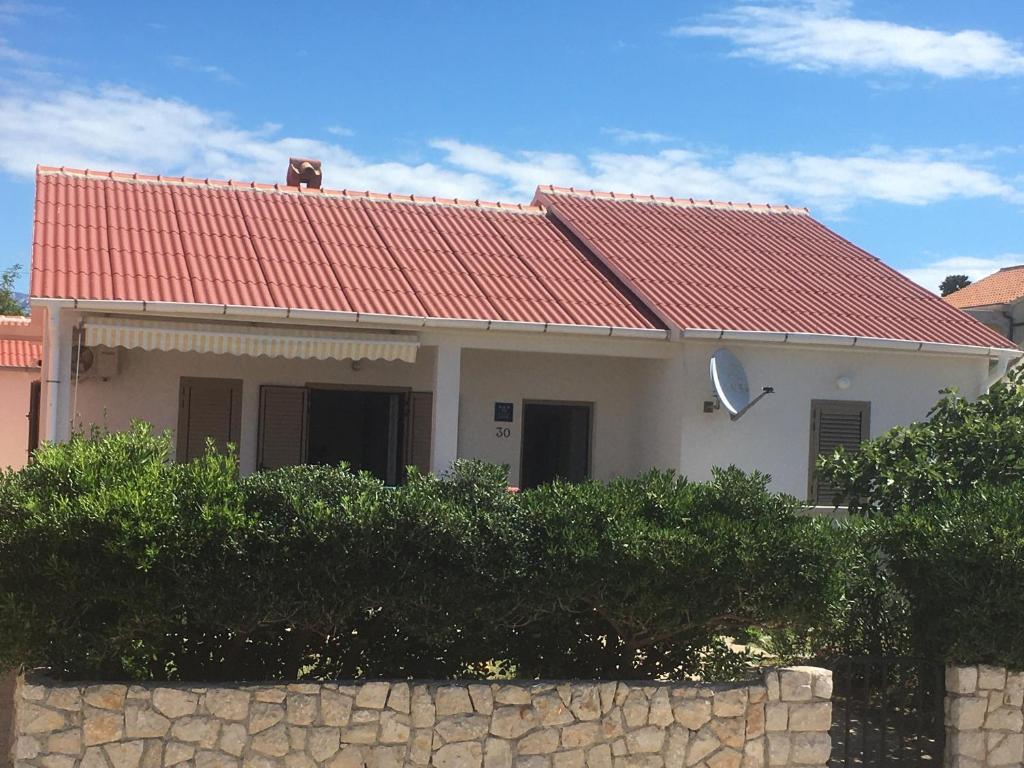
[826,656,945,768]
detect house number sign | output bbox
[494,402,513,438]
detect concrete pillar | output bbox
[430,343,461,475]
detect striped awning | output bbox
[83,316,419,363]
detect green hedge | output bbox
[0,423,845,682]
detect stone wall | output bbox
[11,667,832,768]
[946,665,1024,768]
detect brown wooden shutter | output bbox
[406,391,433,474]
[257,386,309,470]
[176,377,243,462]
[27,380,40,456]
[809,400,870,505]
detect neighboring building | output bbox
[0,314,42,470]
[944,266,1024,347]
[24,163,1019,504]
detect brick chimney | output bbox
[286,158,322,189]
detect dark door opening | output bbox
[307,389,404,484]
[520,402,592,489]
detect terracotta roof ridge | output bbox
[996,264,1024,272]
[35,165,544,215]
[535,184,810,215]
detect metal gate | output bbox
[827,656,946,768]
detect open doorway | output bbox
[307,389,404,484]
[520,401,592,489]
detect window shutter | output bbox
[257,386,309,470]
[406,392,433,474]
[809,400,870,505]
[176,378,243,462]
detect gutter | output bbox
[680,327,1022,360]
[29,298,672,341]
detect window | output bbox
[176,377,243,462]
[520,401,592,489]
[256,386,433,484]
[808,399,870,505]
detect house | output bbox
[944,266,1024,347]
[25,162,1019,504]
[0,314,42,469]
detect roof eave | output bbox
[680,327,1022,359]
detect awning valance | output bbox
[83,316,419,363]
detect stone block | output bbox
[39,755,76,768]
[286,694,318,726]
[484,737,513,768]
[763,672,780,703]
[321,689,353,727]
[47,688,83,712]
[516,758,551,768]
[987,733,1024,767]
[533,694,574,727]
[649,689,673,727]
[947,667,979,696]
[1005,673,1024,708]
[196,751,240,768]
[250,702,286,734]
[707,748,742,768]
[327,745,365,768]
[84,711,124,746]
[205,689,251,721]
[104,740,145,768]
[434,741,483,768]
[555,749,586,768]
[125,702,171,738]
[686,729,720,766]
[171,716,220,748]
[778,670,813,703]
[746,703,765,739]
[978,666,1008,691]
[354,682,390,711]
[519,728,560,755]
[434,713,488,743]
[742,738,765,768]
[339,723,378,745]
[81,746,108,768]
[665,727,688,768]
[562,722,602,749]
[250,723,289,757]
[766,734,790,767]
[599,684,619,715]
[46,729,82,755]
[949,697,987,731]
[764,704,787,733]
[674,699,712,731]
[436,686,474,717]
[152,689,199,719]
[490,706,536,739]
[411,686,436,729]
[710,716,745,748]
[587,744,613,768]
[713,689,747,718]
[410,729,433,765]
[218,723,248,757]
[494,686,532,706]
[789,732,830,765]
[623,690,650,728]
[85,686,128,711]
[307,726,342,761]
[787,703,832,732]
[625,726,666,755]
[571,686,602,721]
[985,706,1024,732]
[19,703,67,734]
[385,683,410,714]
[949,731,986,760]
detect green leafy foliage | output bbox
[939,274,971,297]
[0,424,845,682]
[817,367,1024,515]
[0,264,25,316]
[877,485,1024,669]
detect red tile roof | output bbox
[31,167,659,330]
[535,186,1015,349]
[0,338,41,369]
[944,266,1024,309]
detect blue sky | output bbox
[0,0,1022,294]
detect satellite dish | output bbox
[709,348,774,421]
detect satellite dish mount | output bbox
[709,348,774,422]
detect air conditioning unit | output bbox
[70,346,119,380]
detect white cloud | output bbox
[166,55,237,85]
[0,86,498,200]
[0,85,1019,216]
[601,128,677,144]
[674,0,1024,78]
[901,255,1024,294]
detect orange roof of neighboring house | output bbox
[28,166,1015,350]
[944,266,1024,309]
[534,187,1014,349]
[0,338,41,369]
[30,166,659,330]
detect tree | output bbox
[0,264,25,316]
[940,274,971,297]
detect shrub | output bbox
[817,366,1024,515]
[878,484,1024,669]
[0,424,845,681]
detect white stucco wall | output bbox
[65,316,992,498]
[0,369,37,470]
